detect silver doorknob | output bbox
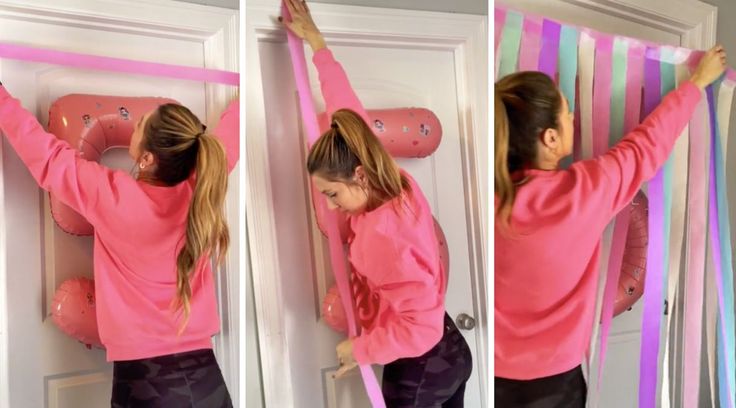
[456,313,476,330]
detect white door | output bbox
[246,1,487,407]
[495,1,715,407]
[0,1,239,407]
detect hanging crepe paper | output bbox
[558,25,579,112]
[707,83,736,408]
[596,36,632,393]
[609,37,628,144]
[498,10,523,78]
[538,19,561,79]
[0,43,238,85]
[558,25,579,169]
[495,8,506,58]
[659,51,685,406]
[682,64,708,408]
[495,6,736,407]
[716,77,736,408]
[662,62,695,408]
[519,15,542,71]
[638,48,665,408]
[281,3,384,406]
[578,31,595,160]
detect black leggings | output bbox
[381,313,473,407]
[111,348,232,408]
[495,365,586,408]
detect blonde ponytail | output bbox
[141,103,229,332]
[307,109,410,210]
[175,133,229,331]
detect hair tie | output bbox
[195,124,207,139]
[330,121,338,129]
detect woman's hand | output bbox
[691,45,727,89]
[333,338,358,379]
[279,0,326,52]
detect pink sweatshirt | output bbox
[495,81,701,379]
[314,49,446,365]
[0,86,239,361]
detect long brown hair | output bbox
[495,72,562,231]
[306,109,410,210]
[142,104,229,331]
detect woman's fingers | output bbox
[284,0,299,17]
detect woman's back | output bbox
[0,86,239,361]
[92,177,220,361]
[495,80,702,380]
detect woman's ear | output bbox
[139,151,156,168]
[540,128,560,151]
[353,165,367,187]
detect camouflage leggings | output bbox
[381,313,473,407]
[111,348,232,408]
[494,365,586,408]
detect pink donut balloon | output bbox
[614,191,648,316]
[47,94,179,235]
[322,284,348,334]
[312,107,443,241]
[51,277,103,349]
[317,107,443,158]
[321,216,449,333]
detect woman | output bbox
[494,46,726,406]
[281,0,473,406]
[0,81,238,407]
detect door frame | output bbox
[0,1,238,407]
[497,0,716,404]
[246,1,488,406]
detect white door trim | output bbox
[0,1,238,407]
[560,0,716,48]
[245,1,487,406]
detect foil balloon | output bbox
[50,277,103,349]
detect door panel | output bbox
[259,39,483,407]
[0,2,238,407]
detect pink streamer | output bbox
[518,16,543,71]
[495,8,507,57]
[0,43,238,85]
[683,94,708,408]
[281,4,385,407]
[598,38,645,392]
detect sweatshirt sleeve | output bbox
[571,80,702,217]
[351,225,445,365]
[0,86,120,224]
[212,99,240,173]
[312,48,371,124]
